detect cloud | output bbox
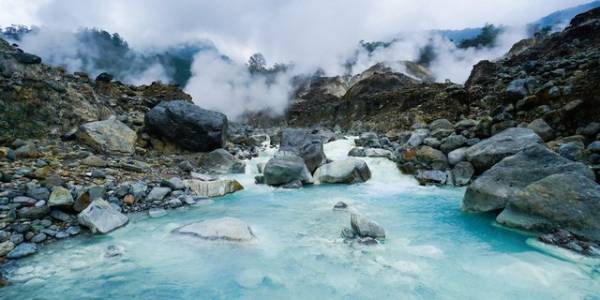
[0,0,592,118]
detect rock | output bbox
[350,214,385,239]
[497,173,600,241]
[538,229,600,257]
[423,137,441,148]
[26,187,50,201]
[122,195,135,206]
[355,132,381,148]
[462,144,595,213]
[254,175,265,184]
[588,141,600,154]
[465,128,543,172]
[580,122,600,137]
[66,226,81,236]
[341,227,356,239]
[73,186,105,212]
[95,72,113,83]
[313,158,371,184]
[178,160,194,172]
[451,162,475,186]
[48,186,74,208]
[30,233,46,243]
[415,170,448,185]
[263,152,312,186]
[429,119,454,139]
[0,241,15,257]
[167,198,183,208]
[6,243,38,259]
[145,187,171,202]
[448,147,467,165]
[348,147,366,157]
[455,119,478,132]
[148,208,167,218]
[190,172,218,181]
[145,100,227,152]
[416,146,448,170]
[197,149,246,174]
[348,147,393,159]
[280,128,327,173]
[256,162,266,173]
[14,52,41,64]
[162,177,185,190]
[77,199,129,234]
[130,181,148,200]
[527,119,554,142]
[440,134,467,153]
[17,206,49,220]
[183,179,243,198]
[105,245,124,257]
[557,142,584,161]
[407,129,430,147]
[282,180,303,189]
[333,201,348,210]
[174,217,256,242]
[12,196,37,205]
[50,209,75,222]
[77,118,137,155]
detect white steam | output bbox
[185,51,292,120]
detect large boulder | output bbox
[77,118,136,155]
[263,151,313,186]
[496,172,600,241]
[77,199,129,234]
[183,179,243,198]
[196,148,246,174]
[145,100,227,152]
[465,127,543,172]
[174,217,255,242]
[313,158,371,184]
[462,144,595,213]
[416,146,448,170]
[280,128,327,173]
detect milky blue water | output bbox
[3,139,600,300]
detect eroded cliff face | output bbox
[0,38,191,145]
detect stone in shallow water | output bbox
[77,199,129,234]
[148,208,167,218]
[350,213,385,239]
[313,158,371,184]
[333,201,348,210]
[174,217,256,242]
[7,243,38,259]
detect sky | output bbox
[0,0,592,119]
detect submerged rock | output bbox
[462,144,594,213]
[77,199,129,234]
[465,127,543,172]
[183,179,243,198]
[497,172,600,241]
[77,118,137,155]
[350,213,385,239]
[263,151,312,186]
[174,217,256,242]
[145,100,227,152]
[313,158,371,184]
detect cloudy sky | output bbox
[0,0,590,64]
[0,0,592,119]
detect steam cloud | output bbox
[0,0,590,119]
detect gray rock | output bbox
[415,170,448,185]
[282,180,303,189]
[588,141,600,154]
[7,243,38,259]
[333,201,348,210]
[48,186,74,208]
[348,147,393,159]
[462,144,595,213]
[197,148,246,174]
[448,147,467,165]
[407,129,430,147]
[451,162,475,187]
[162,177,185,190]
[496,172,600,241]
[50,209,75,222]
[527,119,554,142]
[0,241,15,257]
[66,226,81,236]
[465,127,543,172]
[145,187,171,202]
[10,234,24,245]
[17,206,49,220]
[263,151,312,186]
[77,199,129,234]
[429,119,455,139]
[416,146,448,170]
[183,179,243,198]
[354,132,381,148]
[174,217,256,242]
[26,187,50,201]
[350,214,385,239]
[145,100,228,152]
[440,134,467,153]
[313,158,371,184]
[580,122,600,137]
[12,196,37,205]
[423,137,441,148]
[77,118,137,155]
[280,128,327,173]
[557,142,584,161]
[30,233,46,243]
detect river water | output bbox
[2,138,600,299]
